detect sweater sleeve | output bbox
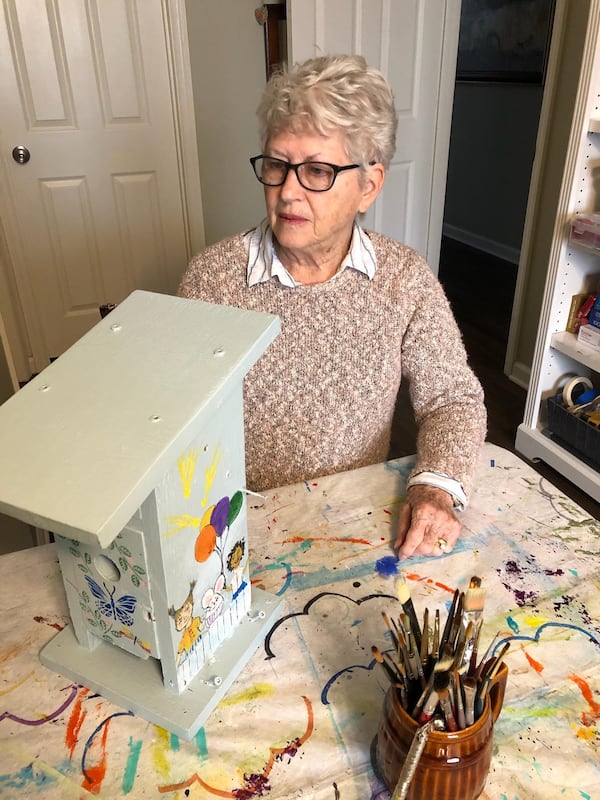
[399,256,487,499]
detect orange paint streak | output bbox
[158,695,315,796]
[65,687,89,757]
[405,573,455,594]
[280,535,372,546]
[82,714,111,794]
[569,673,600,726]
[522,647,544,674]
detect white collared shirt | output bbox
[244,218,377,287]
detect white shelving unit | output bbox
[516,6,600,503]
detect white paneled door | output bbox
[0,0,202,374]
[287,0,461,272]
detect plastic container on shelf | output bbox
[546,394,600,470]
[569,212,600,252]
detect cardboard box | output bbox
[578,323,600,349]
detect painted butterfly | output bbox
[84,576,138,627]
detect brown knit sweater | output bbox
[178,230,486,493]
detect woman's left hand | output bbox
[394,484,461,559]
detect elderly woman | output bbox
[178,55,486,559]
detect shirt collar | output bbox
[244,219,377,288]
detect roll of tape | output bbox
[562,376,593,407]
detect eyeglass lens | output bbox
[255,157,336,191]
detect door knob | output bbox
[12,145,31,164]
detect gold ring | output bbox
[436,537,448,551]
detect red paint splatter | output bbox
[65,686,89,757]
[82,713,111,794]
[33,615,64,631]
[383,509,392,516]
[569,673,600,726]
[522,647,544,674]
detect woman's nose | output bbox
[279,166,303,197]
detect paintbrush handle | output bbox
[391,719,441,800]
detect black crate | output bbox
[546,394,600,471]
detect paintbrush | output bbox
[396,573,422,653]
[432,608,440,659]
[372,645,402,685]
[453,667,466,730]
[411,644,454,719]
[462,675,478,726]
[395,623,413,680]
[434,670,457,732]
[463,576,486,674]
[475,641,510,718]
[447,591,465,650]
[474,632,500,681]
[438,588,459,655]
[382,610,400,652]
[420,607,430,666]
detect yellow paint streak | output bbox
[164,514,201,537]
[523,615,549,627]
[0,670,34,695]
[202,445,223,507]
[219,682,276,707]
[574,724,597,741]
[152,726,172,780]
[177,449,200,498]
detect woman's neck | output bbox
[274,237,351,285]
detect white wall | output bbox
[185,0,269,246]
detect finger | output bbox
[394,503,412,551]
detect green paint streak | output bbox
[579,792,591,800]
[122,737,143,794]
[195,727,208,761]
[169,732,180,751]
[503,705,561,719]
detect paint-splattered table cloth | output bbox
[1,443,598,799]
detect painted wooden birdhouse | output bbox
[0,290,282,738]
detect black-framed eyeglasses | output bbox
[250,155,361,192]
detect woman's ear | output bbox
[358,162,386,213]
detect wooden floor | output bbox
[390,236,600,521]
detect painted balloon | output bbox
[195,524,217,562]
[211,496,231,536]
[227,491,244,526]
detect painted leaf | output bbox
[195,524,217,562]
[227,491,244,526]
[211,496,231,536]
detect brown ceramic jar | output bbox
[375,664,508,800]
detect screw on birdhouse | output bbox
[39,384,51,392]
[248,609,266,622]
[206,675,223,687]
[110,323,122,332]
[149,415,161,423]
[213,347,225,357]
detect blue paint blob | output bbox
[507,616,520,634]
[375,555,399,577]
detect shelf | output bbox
[515,424,600,503]
[550,330,600,372]
[589,117,600,133]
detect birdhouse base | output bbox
[40,588,284,740]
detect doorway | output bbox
[438,1,554,372]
